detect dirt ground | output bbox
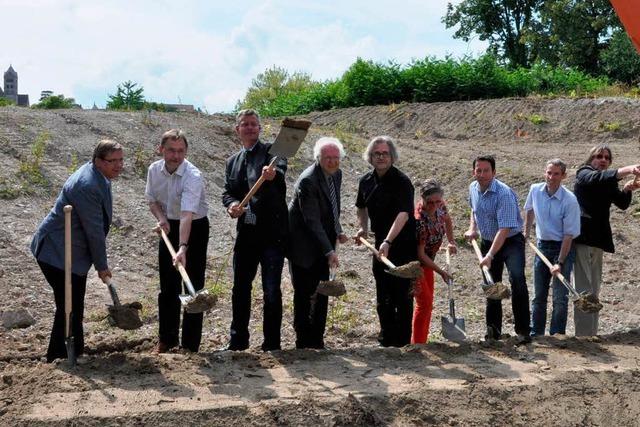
[1,97,640,425]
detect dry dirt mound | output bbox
[1,98,640,425]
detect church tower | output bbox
[4,65,18,103]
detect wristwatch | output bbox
[179,242,189,249]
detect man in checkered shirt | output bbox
[464,155,531,345]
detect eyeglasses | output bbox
[101,157,124,164]
[595,154,610,161]
[372,151,390,159]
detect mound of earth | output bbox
[1,97,640,425]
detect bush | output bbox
[32,95,75,109]
[0,97,15,107]
[244,54,612,117]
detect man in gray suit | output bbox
[288,137,348,349]
[31,139,124,362]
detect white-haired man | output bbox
[288,137,348,349]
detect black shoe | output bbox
[226,343,248,351]
[516,334,532,346]
[261,343,281,352]
[485,326,501,340]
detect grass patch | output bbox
[327,293,359,334]
[132,143,154,179]
[598,121,623,132]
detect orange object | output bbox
[411,266,435,344]
[610,0,640,53]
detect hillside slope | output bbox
[1,98,640,425]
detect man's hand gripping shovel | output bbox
[527,240,602,313]
[470,239,511,300]
[157,228,217,313]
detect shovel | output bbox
[238,118,312,210]
[105,277,143,330]
[470,239,511,300]
[317,267,347,297]
[358,237,423,279]
[63,205,76,366]
[158,228,217,313]
[527,241,602,313]
[441,247,466,342]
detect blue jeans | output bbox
[531,240,575,336]
[481,233,530,337]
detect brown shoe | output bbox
[152,342,171,354]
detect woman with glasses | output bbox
[411,179,457,344]
[573,144,640,336]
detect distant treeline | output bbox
[238,55,616,117]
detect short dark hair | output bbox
[473,155,496,171]
[92,139,123,162]
[420,179,444,198]
[161,129,188,148]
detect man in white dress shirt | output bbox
[146,129,209,353]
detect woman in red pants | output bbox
[411,179,457,344]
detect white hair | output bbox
[313,137,345,161]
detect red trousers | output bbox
[411,266,435,344]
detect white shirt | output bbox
[145,159,208,220]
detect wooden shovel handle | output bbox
[358,237,397,269]
[158,228,196,296]
[527,241,569,283]
[64,205,73,338]
[471,239,494,285]
[238,157,278,209]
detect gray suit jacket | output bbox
[288,163,342,268]
[31,162,113,275]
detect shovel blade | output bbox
[269,125,309,158]
[65,336,77,367]
[183,290,217,313]
[441,316,466,343]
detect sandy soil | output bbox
[1,97,640,425]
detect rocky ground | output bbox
[1,97,640,425]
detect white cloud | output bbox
[1,0,486,112]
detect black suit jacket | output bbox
[223,140,288,251]
[288,163,342,268]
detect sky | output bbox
[1,0,487,112]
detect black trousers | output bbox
[38,261,87,362]
[230,242,284,351]
[158,217,209,352]
[290,258,329,349]
[372,241,414,347]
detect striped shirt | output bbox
[469,178,522,241]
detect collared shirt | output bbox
[469,178,522,241]
[524,183,581,241]
[145,159,208,220]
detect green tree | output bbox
[536,0,620,74]
[443,0,542,68]
[600,29,640,84]
[0,97,15,107]
[107,81,145,110]
[32,95,75,109]
[236,66,316,111]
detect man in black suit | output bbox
[222,109,288,351]
[288,137,348,349]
